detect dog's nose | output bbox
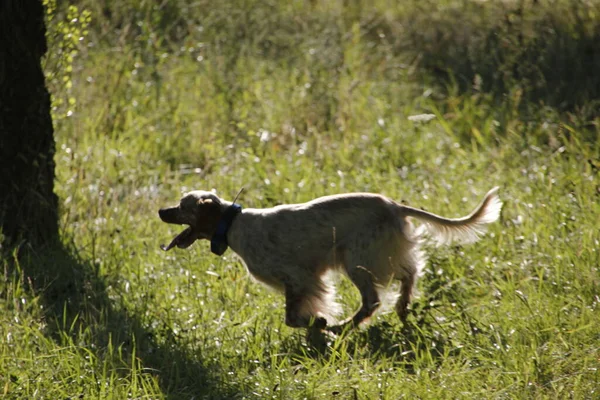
[159,207,179,223]
[158,208,170,220]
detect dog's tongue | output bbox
[161,226,195,251]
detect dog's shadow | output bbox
[304,317,456,372]
[10,242,240,399]
[282,281,480,372]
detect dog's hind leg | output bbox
[395,270,415,322]
[393,248,424,323]
[328,265,380,334]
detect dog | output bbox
[159,187,502,333]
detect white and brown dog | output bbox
[159,187,502,333]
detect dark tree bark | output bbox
[0,0,58,246]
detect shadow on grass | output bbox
[393,1,600,122]
[281,257,485,371]
[278,306,467,374]
[11,242,239,399]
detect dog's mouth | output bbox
[161,226,198,251]
[159,207,199,251]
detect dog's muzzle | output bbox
[158,207,180,224]
[158,207,197,251]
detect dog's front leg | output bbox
[284,285,327,330]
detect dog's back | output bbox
[228,193,405,272]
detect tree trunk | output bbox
[0,0,58,246]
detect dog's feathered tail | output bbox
[402,187,502,245]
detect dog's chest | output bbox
[234,249,286,290]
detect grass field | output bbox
[2,0,599,398]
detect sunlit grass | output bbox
[1,0,599,398]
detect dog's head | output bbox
[158,190,224,251]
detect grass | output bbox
[2,0,599,398]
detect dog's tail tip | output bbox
[487,186,500,198]
[480,186,503,223]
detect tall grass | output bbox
[1,0,598,398]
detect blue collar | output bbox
[210,203,242,256]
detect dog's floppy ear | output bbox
[195,197,222,220]
[197,198,219,210]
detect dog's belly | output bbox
[239,249,328,293]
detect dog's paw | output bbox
[325,322,353,336]
[310,316,328,330]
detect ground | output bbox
[1,1,599,398]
